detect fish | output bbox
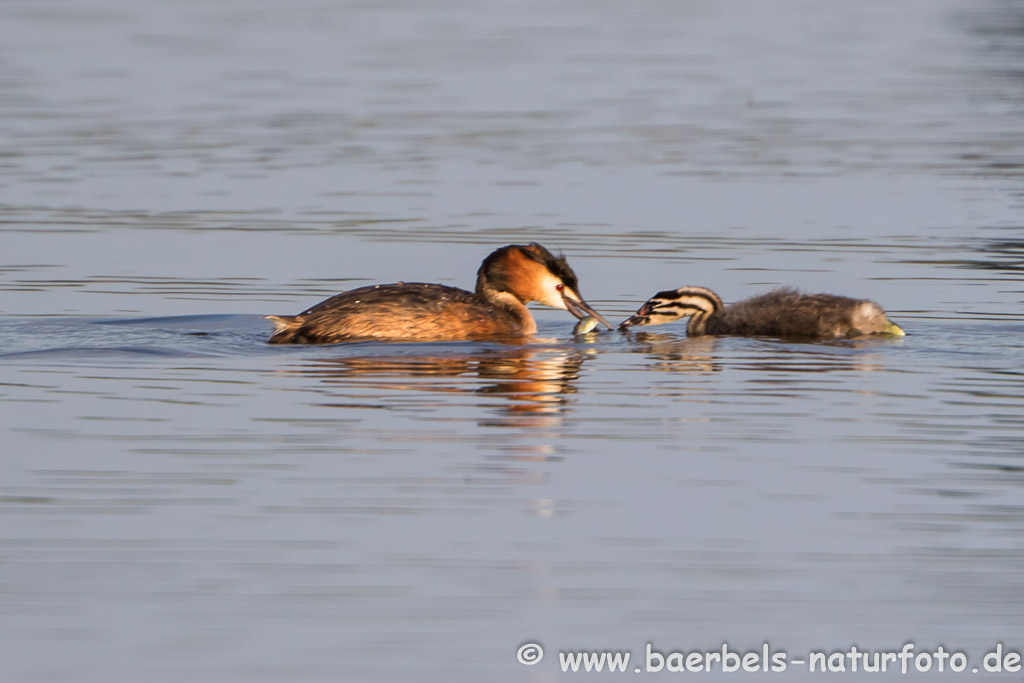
[573,315,600,336]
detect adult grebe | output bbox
[266,243,611,344]
[619,286,905,339]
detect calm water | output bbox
[2,0,1023,681]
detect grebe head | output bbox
[476,243,612,328]
[619,286,723,329]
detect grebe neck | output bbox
[671,287,723,336]
[479,287,537,335]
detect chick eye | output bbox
[555,284,564,292]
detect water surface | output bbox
[2,0,1023,681]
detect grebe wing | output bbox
[270,283,520,342]
[297,283,476,317]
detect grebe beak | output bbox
[562,292,613,329]
[617,302,652,329]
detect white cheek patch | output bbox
[535,272,569,309]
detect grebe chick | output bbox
[619,286,905,339]
[266,243,611,344]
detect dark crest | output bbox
[653,289,682,301]
[476,242,580,295]
[522,242,579,292]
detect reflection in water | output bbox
[626,331,891,375]
[287,347,589,429]
[628,332,720,374]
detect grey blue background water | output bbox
[2,0,1022,680]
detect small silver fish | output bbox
[573,316,600,335]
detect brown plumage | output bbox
[265,243,611,344]
[619,286,906,339]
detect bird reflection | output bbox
[626,332,721,374]
[289,347,589,427]
[622,328,895,376]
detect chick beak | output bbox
[562,292,613,329]
[618,314,645,329]
[618,303,652,329]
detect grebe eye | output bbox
[555,284,564,292]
